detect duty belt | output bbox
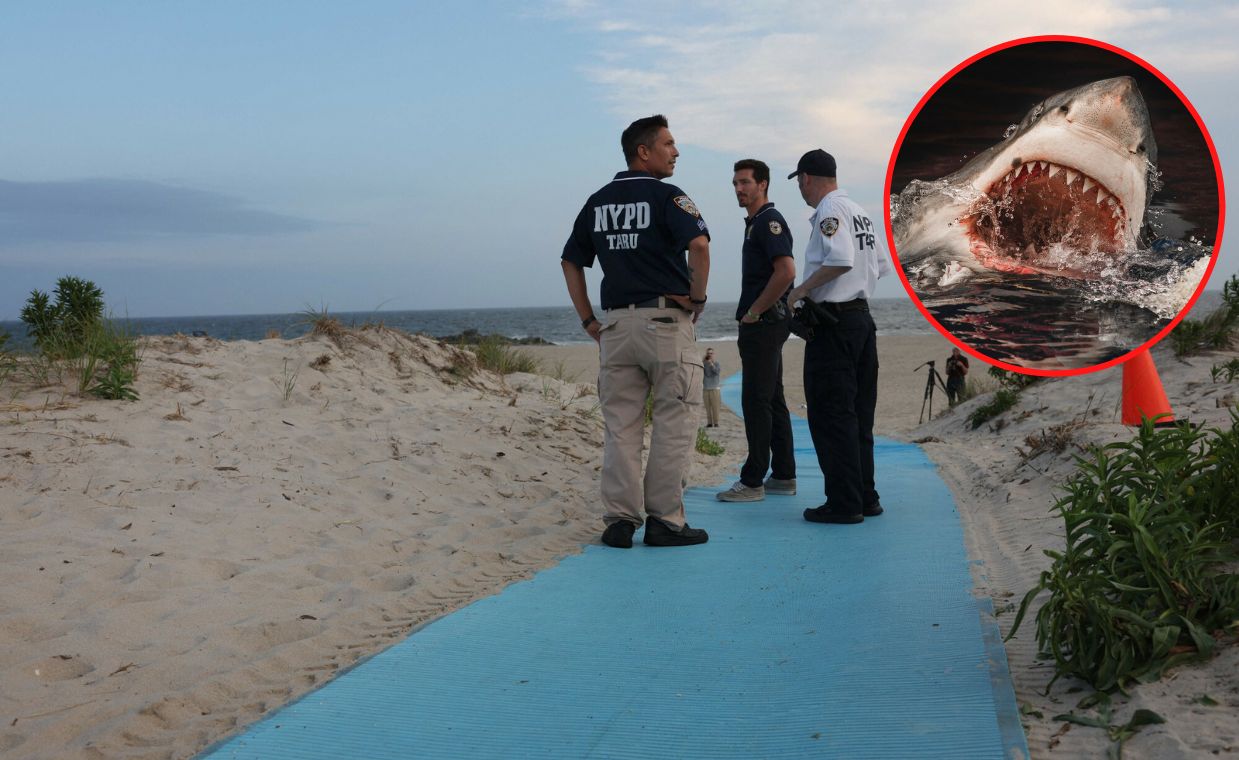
[608,296,690,312]
[816,298,868,314]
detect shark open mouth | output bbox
[967,160,1128,276]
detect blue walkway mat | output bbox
[201,374,1027,759]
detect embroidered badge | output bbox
[673,195,701,218]
[768,220,783,235]
[819,217,840,237]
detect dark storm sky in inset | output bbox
[890,41,1220,244]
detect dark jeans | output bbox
[946,375,965,405]
[803,309,879,515]
[737,319,795,487]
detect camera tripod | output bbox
[914,360,948,424]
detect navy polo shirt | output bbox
[562,170,710,310]
[736,202,794,320]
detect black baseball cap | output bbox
[787,149,836,179]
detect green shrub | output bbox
[695,428,724,456]
[20,276,105,357]
[1172,274,1239,357]
[16,277,139,399]
[1007,414,1239,691]
[968,388,1020,429]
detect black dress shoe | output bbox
[863,501,884,517]
[602,521,637,548]
[643,516,709,546]
[803,504,864,524]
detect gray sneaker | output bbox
[716,481,765,502]
[764,477,797,495]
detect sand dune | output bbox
[2,324,1236,759]
[0,327,741,759]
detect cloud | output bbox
[550,0,1227,179]
[0,178,320,246]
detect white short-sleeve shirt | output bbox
[804,189,893,303]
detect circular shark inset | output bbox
[887,38,1223,375]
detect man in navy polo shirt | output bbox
[717,158,797,503]
[561,114,712,549]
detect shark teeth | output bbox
[994,162,1123,219]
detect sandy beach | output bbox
[2,323,1236,759]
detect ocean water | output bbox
[2,292,1226,354]
[0,298,938,351]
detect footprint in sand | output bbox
[28,654,95,681]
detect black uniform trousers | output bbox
[737,318,796,487]
[803,308,880,515]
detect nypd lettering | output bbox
[593,202,652,250]
[852,214,876,251]
[593,202,651,232]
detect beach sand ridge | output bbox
[2,328,1236,758]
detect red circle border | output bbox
[882,34,1228,378]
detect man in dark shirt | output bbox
[945,347,970,406]
[561,114,711,549]
[718,159,797,502]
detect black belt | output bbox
[608,296,689,312]
[816,298,868,313]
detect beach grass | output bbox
[1007,413,1239,692]
[300,304,351,349]
[968,388,1021,430]
[472,336,540,375]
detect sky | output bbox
[1,1,1236,320]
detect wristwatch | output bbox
[581,315,598,329]
[690,295,707,305]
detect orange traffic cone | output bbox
[1121,349,1174,426]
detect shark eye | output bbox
[1059,105,1069,114]
[1136,143,1146,154]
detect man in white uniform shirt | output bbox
[786,149,893,525]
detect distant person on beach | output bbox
[703,348,721,427]
[717,158,797,503]
[561,114,712,549]
[945,348,970,407]
[785,149,893,525]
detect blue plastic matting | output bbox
[200,373,1028,759]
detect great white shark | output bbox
[894,76,1159,286]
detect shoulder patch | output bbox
[673,195,701,218]
[768,220,783,236]
[819,217,840,237]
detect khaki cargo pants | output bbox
[597,305,702,529]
